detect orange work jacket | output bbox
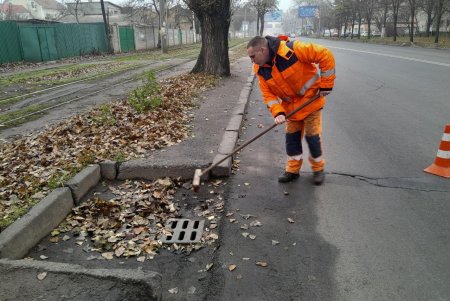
[253,37,336,121]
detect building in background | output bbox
[1,2,31,20]
[3,0,63,20]
[61,1,125,24]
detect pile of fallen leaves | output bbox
[52,179,222,260]
[0,73,218,231]
[56,179,179,260]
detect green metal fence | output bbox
[0,21,109,64]
[55,23,109,58]
[0,21,23,64]
[119,26,135,53]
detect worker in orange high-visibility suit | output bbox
[247,36,336,184]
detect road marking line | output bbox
[328,46,450,68]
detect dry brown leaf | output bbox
[256,261,268,267]
[228,264,237,271]
[101,252,114,260]
[288,218,295,223]
[137,256,145,262]
[37,272,47,280]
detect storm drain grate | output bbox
[161,219,205,244]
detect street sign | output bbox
[298,6,319,18]
[265,10,283,22]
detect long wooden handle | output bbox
[201,94,321,176]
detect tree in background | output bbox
[252,0,277,36]
[184,0,231,76]
[231,2,256,37]
[420,0,436,37]
[363,0,376,38]
[391,0,403,41]
[407,0,417,42]
[433,0,449,43]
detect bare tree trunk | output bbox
[257,14,260,36]
[392,0,401,41]
[434,0,445,43]
[191,13,230,76]
[408,0,416,42]
[259,13,265,36]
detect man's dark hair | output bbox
[247,36,267,49]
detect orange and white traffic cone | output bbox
[424,124,450,178]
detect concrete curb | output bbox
[66,164,101,205]
[211,72,254,177]
[0,259,162,300]
[0,188,73,259]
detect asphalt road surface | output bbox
[209,39,450,300]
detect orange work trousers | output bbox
[285,109,325,174]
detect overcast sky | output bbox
[278,0,296,12]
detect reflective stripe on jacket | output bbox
[253,37,336,121]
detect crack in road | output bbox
[327,172,450,193]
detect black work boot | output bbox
[278,172,300,183]
[313,170,325,185]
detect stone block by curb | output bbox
[0,259,162,301]
[217,131,239,155]
[99,160,117,180]
[66,164,101,205]
[211,154,232,177]
[225,115,243,132]
[0,188,73,259]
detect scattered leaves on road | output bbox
[37,272,47,280]
[228,264,237,271]
[256,261,268,267]
[249,220,262,227]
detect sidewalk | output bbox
[0,57,255,300]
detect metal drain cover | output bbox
[161,219,205,244]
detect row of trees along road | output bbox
[76,0,450,77]
[331,0,449,44]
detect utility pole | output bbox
[159,0,167,53]
[100,0,111,52]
